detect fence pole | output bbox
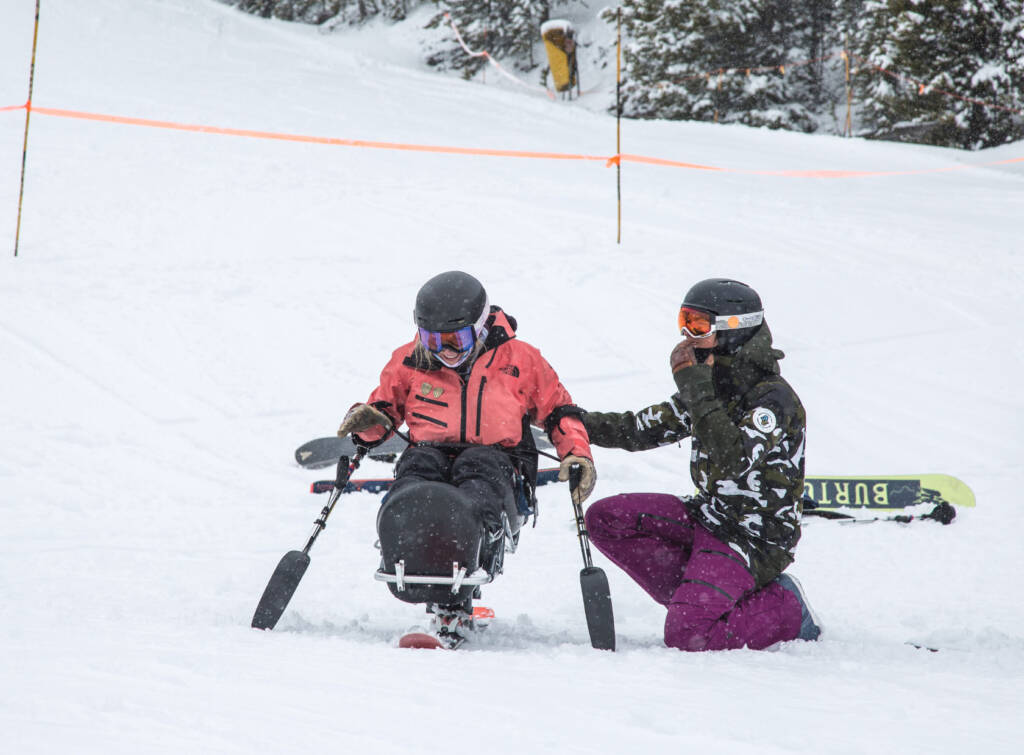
[616,7,622,245]
[715,70,723,123]
[844,38,853,137]
[14,0,42,258]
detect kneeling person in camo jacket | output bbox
[582,279,821,651]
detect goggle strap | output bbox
[713,311,763,331]
[474,296,490,337]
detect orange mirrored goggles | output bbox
[677,306,764,338]
[677,306,716,338]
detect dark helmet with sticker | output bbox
[413,271,490,368]
[680,278,764,354]
[414,271,489,333]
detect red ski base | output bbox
[398,632,445,650]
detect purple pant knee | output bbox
[585,493,695,604]
[585,493,801,651]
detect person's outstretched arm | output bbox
[583,397,692,452]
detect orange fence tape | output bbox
[849,53,1024,116]
[3,103,1021,178]
[614,151,1024,178]
[608,153,720,172]
[28,105,607,163]
[658,53,844,86]
[1,102,29,112]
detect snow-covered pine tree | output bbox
[832,0,866,47]
[610,0,815,131]
[855,0,1024,149]
[232,0,412,25]
[786,0,837,112]
[1009,10,1024,127]
[425,1,553,78]
[822,0,865,131]
[767,0,870,132]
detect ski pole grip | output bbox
[569,463,582,494]
[335,455,350,487]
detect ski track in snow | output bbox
[2,1,1023,752]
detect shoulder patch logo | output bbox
[752,407,778,433]
[421,382,432,396]
[499,365,520,378]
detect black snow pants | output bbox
[388,444,516,538]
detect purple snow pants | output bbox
[585,493,802,651]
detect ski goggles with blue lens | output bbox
[678,305,763,339]
[417,325,477,354]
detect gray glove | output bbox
[558,454,597,505]
[337,403,390,437]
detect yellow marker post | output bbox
[616,8,622,244]
[541,20,579,97]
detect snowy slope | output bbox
[2,1,1023,752]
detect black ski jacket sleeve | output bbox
[583,397,691,451]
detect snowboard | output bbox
[295,426,556,470]
[313,470,974,511]
[295,434,408,468]
[802,474,974,510]
[310,467,562,495]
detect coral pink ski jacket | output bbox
[355,308,591,461]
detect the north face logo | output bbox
[499,365,520,378]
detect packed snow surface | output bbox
[2,1,1023,752]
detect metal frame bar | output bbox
[375,562,492,593]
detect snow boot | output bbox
[399,602,493,650]
[775,573,822,641]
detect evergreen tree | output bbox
[425,1,553,77]
[855,0,1024,149]
[833,0,866,46]
[610,0,815,131]
[824,0,865,131]
[233,0,411,25]
[788,0,836,111]
[231,0,1024,149]
[1009,11,1024,125]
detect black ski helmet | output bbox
[681,278,764,353]
[414,271,489,333]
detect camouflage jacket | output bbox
[583,324,806,586]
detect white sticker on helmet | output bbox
[752,407,778,433]
[714,310,764,331]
